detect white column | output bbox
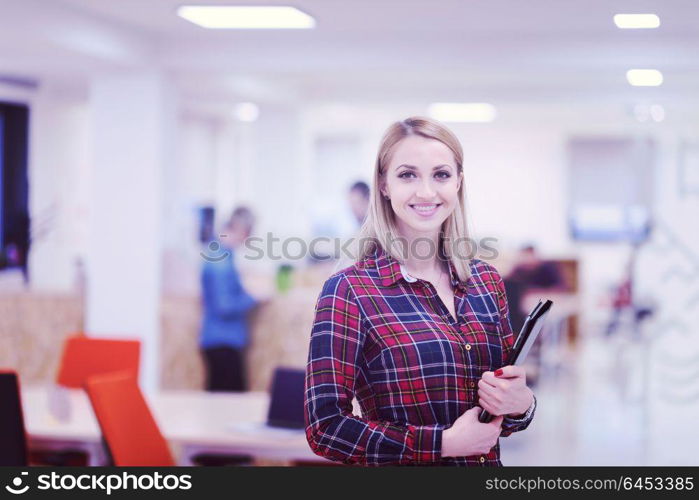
[85,72,176,394]
[27,83,90,292]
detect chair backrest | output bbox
[57,336,140,388]
[0,371,28,466]
[85,371,174,466]
[266,367,306,429]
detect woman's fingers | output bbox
[478,394,493,412]
[478,394,498,415]
[483,366,526,387]
[480,371,501,388]
[495,365,526,379]
[479,367,529,417]
[477,380,500,400]
[480,374,509,395]
[483,371,526,393]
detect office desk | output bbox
[21,386,324,465]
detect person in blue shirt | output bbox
[200,206,258,391]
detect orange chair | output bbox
[85,371,174,466]
[31,337,139,466]
[57,336,140,388]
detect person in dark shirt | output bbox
[505,245,563,333]
[348,180,370,226]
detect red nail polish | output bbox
[495,369,503,377]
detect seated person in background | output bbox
[348,180,370,227]
[509,245,562,288]
[504,244,563,333]
[200,207,259,392]
[504,245,564,387]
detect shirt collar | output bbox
[368,244,468,291]
[447,259,469,291]
[368,245,404,287]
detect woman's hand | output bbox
[478,365,534,417]
[441,406,503,457]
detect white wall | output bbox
[17,94,699,338]
[161,114,218,296]
[634,129,699,464]
[24,82,90,292]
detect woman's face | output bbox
[381,135,462,238]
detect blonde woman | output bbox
[304,117,536,466]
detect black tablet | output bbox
[506,299,553,366]
[478,299,553,423]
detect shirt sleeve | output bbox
[488,264,537,437]
[304,273,445,466]
[203,261,257,319]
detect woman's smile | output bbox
[409,202,442,217]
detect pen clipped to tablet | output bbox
[478,299,553,424]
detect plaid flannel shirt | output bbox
[304,245,536,466]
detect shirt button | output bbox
[469,381,475,388]
[465,344,472,351]
[479,456,485,463]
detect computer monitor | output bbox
[266,367,306,429]
[0,372,28,466]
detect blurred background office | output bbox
[1,0,698,466]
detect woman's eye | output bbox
[398,171,416,179]
[435,171,451,179]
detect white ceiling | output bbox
[1,0,698,106]
[54,0,699,38]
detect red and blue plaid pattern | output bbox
[304,245,536,466]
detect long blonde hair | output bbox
[355,116,472,282]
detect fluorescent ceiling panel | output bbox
[177,6,316,29]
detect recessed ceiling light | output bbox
[633,104,649,122]
[614,14,660,29]
[633,104,665,122]
[626,69,664,87]
[177,6,316,29]
[233,102,259,122]
[428,103,497,123]
[649,104,665,122]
